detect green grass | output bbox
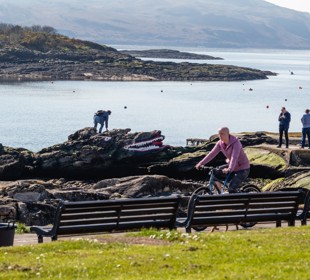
[15,223,30,234]
[0,226,309,279]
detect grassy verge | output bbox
[0,226,309,279]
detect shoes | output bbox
[286,146,289,149]
[276,145,281,148]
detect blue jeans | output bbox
[228,168,250,193]
[302,127,310,148]
[94,116,106,133]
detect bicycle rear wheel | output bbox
[240,184,261,228]
[241,184,261,193]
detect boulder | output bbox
[0,175,204,225]
[0,147,34,180]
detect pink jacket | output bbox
[198,135,250,172]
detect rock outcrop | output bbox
[0,128,309,180]
[1,128,310,226]
[0,175,202,225]
[0,144,34,180]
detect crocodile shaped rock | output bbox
[33,127,173,179]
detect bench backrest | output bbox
[242,192,301,224]
[186,191,302,228]
[54,197,180,235]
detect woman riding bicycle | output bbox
[195,127,250,193]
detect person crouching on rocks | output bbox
[94,110,111,133]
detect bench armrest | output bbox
[297,190,310,225]
[30,201,64,243]
[175,194,199,228]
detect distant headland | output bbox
[120,49,223,60]
[0,24,275,82]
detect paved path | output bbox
[11,220,306,247]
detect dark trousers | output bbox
[228,168,250,193]
[279,125,289,147]
[302,127,310,148]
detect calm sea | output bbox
[0,48,309,152]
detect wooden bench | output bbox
[176,191,303,233]
[30,196,181,243]
[296,189,310,225]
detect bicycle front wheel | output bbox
[193,182,221,196]
[191,183,220,232]
[191,187,210,231]
[240,184,261,228]
[192,186,211,196]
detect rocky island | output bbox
[0,24,275,82]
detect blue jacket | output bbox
[278,111,291,128]
[301,113,310,128]
[94,111,109,128]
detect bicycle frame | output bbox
[206,167,232,194]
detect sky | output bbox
[264,0,310,13]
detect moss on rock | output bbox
[245,147,287,171]
[263,171,310,191]
[262,178,285,191]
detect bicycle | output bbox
[193,165,260,195]
[191,165,261,231]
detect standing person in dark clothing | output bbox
[94,110,111,133]
[301,109,310,149]
[277,107,291,148]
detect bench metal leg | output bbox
[51,236,58,241]
[38,235,43,244]
[186,227,192,234]
[276,220,282,227]
[288,220,295,227]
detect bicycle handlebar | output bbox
[198,164,228,171]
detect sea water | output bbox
[0,49,309,151]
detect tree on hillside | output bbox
[0,23,57,35]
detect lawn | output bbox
[0,226,309,279]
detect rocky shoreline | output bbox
[0,127,310,226]
[0,55,274,82]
